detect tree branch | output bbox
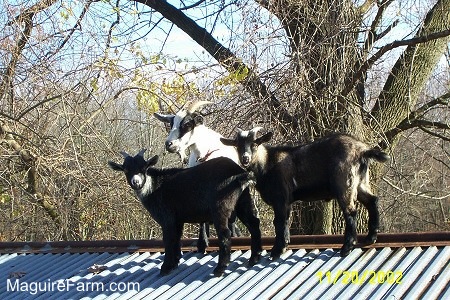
[419,125,450,142]
[1,0,59,113]
[46,0,93,58]
[379,92,450,148]
[383,177,450,201]
[0,119,62,226]
[342,29,450,97]
[132,0,298,130]
[357,0,376,16]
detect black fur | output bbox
[109,153,262,276]
[222,132,389,258]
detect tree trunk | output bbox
[372,0,450,134]
[136,0,450,236]
[266,0,367,234]
[267,0,450,235]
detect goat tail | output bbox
[363,148,390,163]
[218,172,254,199]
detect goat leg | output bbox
[214,225,232,277]
[357,189,380,245]
[340,209,357,257]
[197,222,209,253]
[235,194,262,266]
[270,204,291,259]
[160,224,183,276]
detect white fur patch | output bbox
[239,131,250,138]
[135,176,152,202]
[131,175,143,187]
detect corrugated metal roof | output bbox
[0,232,449,299]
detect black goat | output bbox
[108,150,262,276]
[221,128,389,257]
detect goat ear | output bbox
[108,161,124,171]
[153,113,174,124]
[147,155,159,166]
[255,132,273,145]
[220,137,237,147]
[193,114,203,125]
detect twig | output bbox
[382,177,450,201]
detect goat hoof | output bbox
[248,253,262,266]
[197,242,207,254]
[160,263,177,276]
[196,247,206,254]
[213,266,226,277]
[364,234,377,245]
[270,247,286,259]
[340,244,353,257]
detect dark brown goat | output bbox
[221,128,389,257]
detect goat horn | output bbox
[120,151,130,158]
[187,101,213,113]
[137,149,147,157]
[249,126,264,139]
[236,127,243,133]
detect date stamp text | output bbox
[316,270,403,285]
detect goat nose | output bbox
[130,175,143,188]
[242,156,250,165]
[165,141,172,149]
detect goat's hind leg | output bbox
[213,214,232,277]
[235,191,262,266]
[197,222,209,253]
[357,186,380,245]
[340,208,357,257]
[336,191,358,257]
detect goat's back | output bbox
[260,134,374,202]
[149,157,247,222]
[189,126,240,167]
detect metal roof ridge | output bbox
[0,231,448,254]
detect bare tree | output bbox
[0,0,448,242]
[131,0,450,234]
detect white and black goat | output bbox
[154,101,239,166]
[154,101,247,251]
[221,128,390,257]
[108,150,262,276]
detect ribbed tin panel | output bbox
[1,245,448,299]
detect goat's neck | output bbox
[134,174,153,202]
[189,125,222,160]
[249,145,269,176]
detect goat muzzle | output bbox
[165,141,179,153]
[241,155,251,167]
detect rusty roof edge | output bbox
[0,232,448,254]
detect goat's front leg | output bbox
[161,223,183,275]
[271,202,291,259]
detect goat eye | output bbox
[180,121,193,135]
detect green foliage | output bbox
[132,60,202,114]
[213,65,249,97]
[215,64,249,86]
